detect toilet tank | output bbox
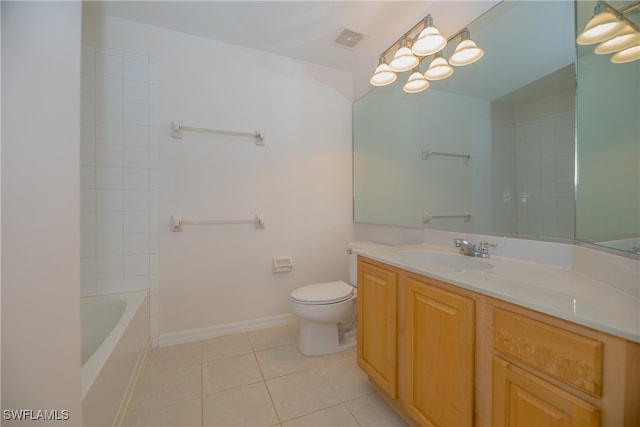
[347,241,387,286]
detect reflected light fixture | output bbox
[424,53,454,80]
[403,68,430,93]
[577,1,625,45]
[449,28,484,66]
[411,15,447,56]
[595,25,640,54]
[389,37,419,72]
[369,56,397,86]
[368,13,484,92]
[577,1,640,63]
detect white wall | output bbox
[82,12,354,344]
[1,1,82,423]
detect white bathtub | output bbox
[81,290,150,426]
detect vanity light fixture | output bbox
[424,53,454,80]
[403,68,430,93]
[577,1,640,63]
[411,15,447,56]
[369,13,484,93]
[389,37,419,72]
[370,56,398,86]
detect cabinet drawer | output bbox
[494,308,603,397]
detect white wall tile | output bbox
[95,98,123,122]
[124,254,149,277]
[80,213,96,235]
[81,280,97,297]
[124,124,149,147]
[95,143,122,167]
[97,256,123,279]
[95,121,123,145]
[97,234,123,257]
[124,212,149,233]
[96,53,123,78]
[97,212,123,234]
[124,58,148,81]
[81,73,95,97]
[124,102,149,125]
[81,97,95,121]
[96,189,123,212]
[124,275,149,291]
[96,76,123,101]
[124,169,149,190]
[81,234,96,258]
[81,257,97,281]
[81,142,96,165]
[124,233,149,254]
[124,80,148,104]
[80,189,96,212]
[81,49,95,75]
[80,166,95,189]
[96,166,123,189]
[124,190,149,211]
[80,120,95,144]
[123,146,149,169]
[97,278,124,295]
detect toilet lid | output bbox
[291,281,354,304]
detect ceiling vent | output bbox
[334,27,364,48]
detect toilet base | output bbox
[297,319,356,356]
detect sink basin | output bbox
[397,250,492,271]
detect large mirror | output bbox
[354,0,640,255]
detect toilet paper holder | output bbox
[273,257,294,273]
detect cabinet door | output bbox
[404,276,475,427]
[357,259,398,398]
[493,357,600,427]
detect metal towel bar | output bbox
[172,121,264,145]
[171,214,264,231]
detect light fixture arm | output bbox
[599,0,640,31]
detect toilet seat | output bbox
[291,281,354,305]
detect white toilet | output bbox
[290,242,378,356]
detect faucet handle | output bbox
[479,240,497,248]
[453,238,466,247]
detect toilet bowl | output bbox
[290,242,381,356]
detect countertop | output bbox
[354,243,640,344]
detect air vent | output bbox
[334,27,364,48]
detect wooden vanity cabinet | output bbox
[356,257,398,398]
[404,275,475,427]
[356,255,640,427]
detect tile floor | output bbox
[124,323,409,426]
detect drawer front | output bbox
[494,308,603,397]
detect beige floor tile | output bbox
[267,368,341,422]
[255,344,316,379]
[144,341,202,371]
[202,332,252,361]
[345,392,409,426]
[282,404,359,426]
[318,356,373,401]
[310,345,357,368]
[203,352,263,395]
[248,325,296,351]
[130,364,201,410]
[203,382,279,427]
[124,396,201,426]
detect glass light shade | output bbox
[424,55,454,80]
[449,39,484,66]
[389,47,419,72]
[611,44,640,63]
[403,71,430,93]
[595,26,640,54]
[412,27,447,56]
[369,63,397,86]
[577,11,625,45]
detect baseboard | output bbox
[158,313,299,347]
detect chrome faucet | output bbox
[454,238,497,258]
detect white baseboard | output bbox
[158,313,299,348]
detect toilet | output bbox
[290,242,380,356]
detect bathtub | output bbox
[81,290,150,426]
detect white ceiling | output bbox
[83,1,501,98]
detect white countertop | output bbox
[354,243,640,344]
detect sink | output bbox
[397,250,493,271]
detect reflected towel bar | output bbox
[171,214,264,231]
[422,149,470,162]
[172,121,264,145]
[423,211,472,223]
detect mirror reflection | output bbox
[354,1,577,240]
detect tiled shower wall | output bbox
[515,110,575,239]
[80,46,158,325]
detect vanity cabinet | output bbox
[356,258,398,398]
[356,255,640,427]
[404,275,474,426]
